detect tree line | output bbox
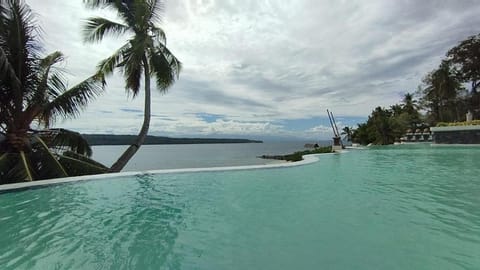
[350,33,480,145]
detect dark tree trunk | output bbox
[109,56,151,172]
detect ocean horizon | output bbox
[92,141,332,171]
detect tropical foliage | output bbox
[352,94,423,145]
[446,33,480,118]
[352,32,480,145]
[83,0,182,172]
[341,126,353,142]
[260,146,332,162]
[0,0,108,184]
[418,61,467,124]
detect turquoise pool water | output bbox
[1,145,479,269]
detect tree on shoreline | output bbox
[446,34,480,118]
[83,0,182,172]
[352,93,422,145]
[0,0,108,183]
[419,61,466,124]
[341,126,353,142]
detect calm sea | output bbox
[92,141,330,171]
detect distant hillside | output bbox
[83,134,262,146]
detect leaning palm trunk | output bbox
[84,0,182,172]
[110,57,151,172]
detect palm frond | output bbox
[83,0,117,9]
[47,72,68,97]
[1,0,41,112]
[1,133,106,183]
[31,135,68,178]
[39,51,64,68]
[58,150,108,176]
[42,128,92,157]
[0,46,21,90]
[29,51,64,108]
[125,61,142,95]
[149,45,182,91]
[121,43,144,95]
[97,43,130,76]
[83,16,128,43]
[151,25,166,45]
[19,151,33,181]
[146,0,164,24]
[41,74,105,124]
[83,0,136,29]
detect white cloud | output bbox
[25,0,480,139]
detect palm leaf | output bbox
[43,128,93,157]
[47,72,68,97]
[30,135,69,179]
[19,151,33,181]
[83,17,128,43]
[83,0,120,9]
[0,46,22,91]
[149,45,182,91]
[1,0,40,113]
[41,74,105,123]
[121,43,144,95]
[97,43,130,76]
[146,0,164,24]
[151,25,166,45]
[58,150,108,176]
[27,51,64,112]
[39,51,64,68]
[83,0,135,28]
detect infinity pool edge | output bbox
[0,153,333,192]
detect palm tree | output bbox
[83,0,181,172]
[401,93,421,130]
[402,93,418,114]
[341,126,353,142]
[0,0,108,183]
[421,61,465,123]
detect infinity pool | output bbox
[1,145,479,269]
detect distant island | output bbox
[83,134,262,146]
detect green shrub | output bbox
[260,146,332,162]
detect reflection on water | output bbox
[0,176,186,269]
[0,145,479,269]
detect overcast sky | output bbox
[27,0,480,140]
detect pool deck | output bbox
[0,153,332,192]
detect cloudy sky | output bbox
[27,0,480,140]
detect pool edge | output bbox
[0,153,331,192]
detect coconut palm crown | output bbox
[341,126,353,142]
[83,0,182,172]
[0,0,108,183]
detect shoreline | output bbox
[259,146,332,161]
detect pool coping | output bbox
[0,153,332,192]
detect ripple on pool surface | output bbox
[1,145,480,270]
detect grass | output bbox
[259,146,332,162]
